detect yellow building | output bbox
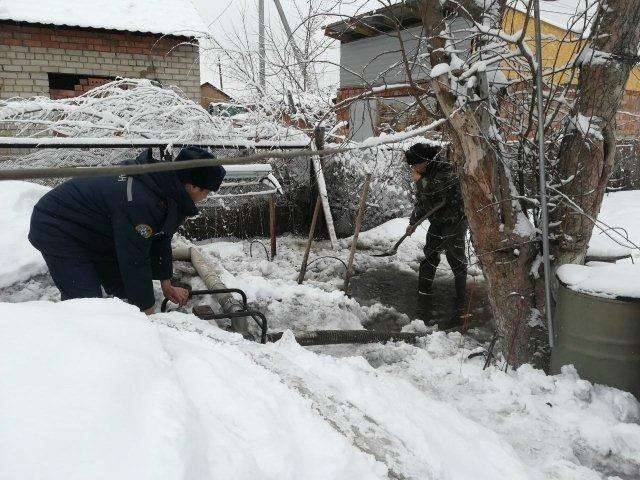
[502,5,640,136]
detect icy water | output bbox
[349,264,491,330]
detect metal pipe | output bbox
[0,138,309,149]
[0,147,341,181]
[533,0,555,348]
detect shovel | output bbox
[371,201,445,257]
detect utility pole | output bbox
[258,0,266,90]
[272,0,308,90]
[217,57,223,91]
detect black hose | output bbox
[266,320,480,347]
[266,329,424,346]
[306,255,348,271]
[249,240,270,261]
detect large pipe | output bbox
[173,245,248,333]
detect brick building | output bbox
[0,0,205,103]
[325,2,640,141]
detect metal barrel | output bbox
[551,281,640,399]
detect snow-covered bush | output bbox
[0,78,309,176]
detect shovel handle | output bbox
[408,200,446,232]
[390,233,409,251]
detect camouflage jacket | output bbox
[410,162,465,226]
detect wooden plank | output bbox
[297,196,322,284]
[312,126,339,250]
[343,174,372,292]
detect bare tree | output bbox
[197,0,640,366]
[398,0,640,366]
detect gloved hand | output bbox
[161,279,189,306]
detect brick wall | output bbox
[0,22,200,103]
[617,90,640,138]
[335,84,438,139]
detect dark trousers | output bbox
[42,253,126,301]
[418,221,468,298]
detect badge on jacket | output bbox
[135,224,154,239]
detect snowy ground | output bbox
[2,181,640,479]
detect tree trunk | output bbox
[414,0,640,366]
[550,0,640,266]
[431,79,546,366]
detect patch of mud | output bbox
[349,264,491,330]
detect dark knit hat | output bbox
[405,143,441,166]
[175,146,226,192]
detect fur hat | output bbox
[405,143,441,166]
[175,146,226,192]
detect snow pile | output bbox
[2,183,640,478]
[2,299,639,479]
[0,0,206,36]
[587,190,640,260]
[557,262,640,299]
[0,299,385,480]
[363,334,640,479]
[0,181,48,288]
[346,217,427,254]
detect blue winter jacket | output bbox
[29,149,222,310]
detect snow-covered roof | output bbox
[326,0,597,42]
[0,0,206,36]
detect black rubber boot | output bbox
[454,274,467,308]
[432,275,467,329]
[448,274,468,326]
[417,278,433,298]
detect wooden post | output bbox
[269,194,277,259]
[312,126,339,250]
[343,174,372,292]
[298,196,322,284]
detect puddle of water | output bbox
[349,264,491,330]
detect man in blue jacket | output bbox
[29,147,226,315]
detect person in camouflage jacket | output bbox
[405,143,468,323]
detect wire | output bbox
[306,255,348,271]
[249,240,270,261]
